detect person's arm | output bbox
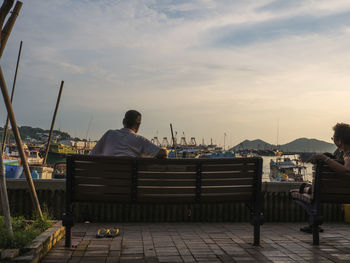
[309,154,350,176]
[89,131,109,155]
[139,136,167,158]
[155,148,168,159]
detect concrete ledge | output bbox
[5,179,65,190]
[11,221,65,263]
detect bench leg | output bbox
[312,224,319,246]
[65,225,72,248]
[253,224,260,246]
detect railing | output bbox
[1,179,344,222]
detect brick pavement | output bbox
[42,223,350,263]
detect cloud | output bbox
[1,0,350,145]
[209,10,350,47]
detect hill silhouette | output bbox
[231,138,335,153]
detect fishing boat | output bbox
[42,143,76,165]
[269,157,306,182]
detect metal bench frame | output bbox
[292,160,350,245]
[62,155,264,247]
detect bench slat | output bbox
[75,163,133,173]
[138,164,197,172]
[138,180,196,187]
[74,157,133,165]
[319,186,350,194]
[138,172,196,180]
[201,193,252,202]
[74,193,131,202]
[202,186,252,194]
[75,185,131,194]
[138,187,195,195]
[75,176,132,186]
[74,169,132,179]
[320,180,350,189]
[202,178,253,186]
[202,164,256,172]
[320,194,350,203]
[202,172,255,179]
[138,196,195,203]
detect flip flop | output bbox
[106,228,119,238]
[96,228,107,238]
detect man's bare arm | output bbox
[155,148,168,159]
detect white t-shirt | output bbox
[90,128,160,158]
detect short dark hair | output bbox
[123,110,141,128]
[333,123,350,145]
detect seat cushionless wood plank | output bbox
[68,155,261,204]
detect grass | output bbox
[0,212,53,249]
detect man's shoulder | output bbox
[105,129,123,136]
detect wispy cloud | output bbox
[1,0,350,145]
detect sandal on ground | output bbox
[300,225,324,233]
[96,228,107,238]
[106,228,119,238]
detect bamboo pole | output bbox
[1,40,22,154]
[0,151,13,236]
[0,1,22,58]
[42,81,64,165]
[0,0,23,234]
[0,67,43,218]
[0,1,14,32]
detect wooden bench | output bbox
[291,160,350,245]
[62,154,264,247]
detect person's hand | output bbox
[156,148,168,159]
[307,154,327,164]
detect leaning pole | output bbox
[0,0,43,218]
[42,80,64,165]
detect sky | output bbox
[1,0,350,148]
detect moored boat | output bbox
[270,157,306,182]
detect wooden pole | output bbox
[42,81,64,165]
[1,40,22,154]
[0,151,13,236]
[0,0,15,237]
[0,66,43,218]
[170,123,177,158]
[0,1,22,58]
[0,1,14,32]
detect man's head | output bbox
[333,123,350,149]
[123,110,142,133]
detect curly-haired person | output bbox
[309,123,350,175]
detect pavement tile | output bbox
[67,257,83,263]
[40,223,350,263]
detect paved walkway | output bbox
[42,223,350,263]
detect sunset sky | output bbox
[1,0,350,147]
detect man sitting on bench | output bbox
[90,110,167,158]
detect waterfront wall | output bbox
[1,179,344,223]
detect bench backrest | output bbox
[314,161,350,203]
[67,155,263,204]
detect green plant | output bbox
[0,213,54,249]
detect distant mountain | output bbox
[231,138,336,153]
[232,139,274,151]
[0,126,73,141]
[279,138,335,152]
